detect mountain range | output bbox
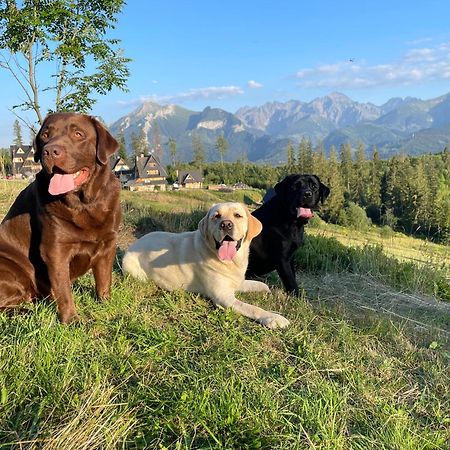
[109,92,450,164]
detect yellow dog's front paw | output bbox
[259,313,290,329]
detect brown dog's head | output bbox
[33,113,118,196]
[198,202,262,262]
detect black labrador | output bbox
[247,174,330,295]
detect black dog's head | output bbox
[274,174,330,219]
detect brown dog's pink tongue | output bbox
[297,207,314,219]
[49,173,75,196]
[218,240,238,261]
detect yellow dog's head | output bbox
[198,202,262,261]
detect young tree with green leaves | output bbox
[0,148,11,176]
[0,0,130,129]
[153,122,162,162]
[116,132,127,162]
[131,129,147,158]
[192,133,205,169]
[215,135,228,166]
[168,138,177,167]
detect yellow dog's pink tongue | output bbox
[49,173,75,196]
[218,240,238,261]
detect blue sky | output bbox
[1,0,450,146]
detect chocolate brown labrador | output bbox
[0,112,121,323]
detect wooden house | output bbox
[177,169,204,189]
[10,145,41,177]
[111,155,133,184]
[125,153,168,191]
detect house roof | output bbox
[135,154,168,178]
[178,169,204,184]
[111,156,130,171]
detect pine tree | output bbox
[297,137,308,172]
[286,141,296,174]
[339,142,355,201]
[353,141,369,206]
[312,140,327,179]
[365,145,382,223]
[13,120,23,146]
[321,145,345,222]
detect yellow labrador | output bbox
[122,202,289,329]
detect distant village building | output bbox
[111,155,133,184]
[124,153,168,191]
[10,145,40,178]
[177,169,204,189]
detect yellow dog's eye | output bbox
[213,212,221,219]
[234,213,243,218]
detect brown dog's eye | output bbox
[40,131,49,139]
[74,130,84,138]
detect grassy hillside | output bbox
[0,181,449,449]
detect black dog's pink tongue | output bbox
[218,240,238,261]
[49,173,75,196]
[297,207,314,219]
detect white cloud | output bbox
[147,86,244,104]
[294,41,450,89]
[117,85,245,109]
[247,80,263,88]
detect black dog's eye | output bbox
[310,183,319,191]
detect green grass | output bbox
[1,275,449,449]
[0,183,449,449]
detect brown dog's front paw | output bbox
[59,311,80,324]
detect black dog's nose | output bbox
[303,190,312,199]
[220,220,233,231]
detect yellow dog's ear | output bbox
[198,210,209,239]
[244,206,262,242]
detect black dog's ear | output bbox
[274,174,297,196]
[90,116,119,165]
[314,175,330,204]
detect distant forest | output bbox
[171,140,450,243]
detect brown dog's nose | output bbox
[220,220,233,231]
[43,145,64,159]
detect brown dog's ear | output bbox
[33,118,50,162]
[244,206,262,242]
[33,134,41,163]
[91,116,119,165]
